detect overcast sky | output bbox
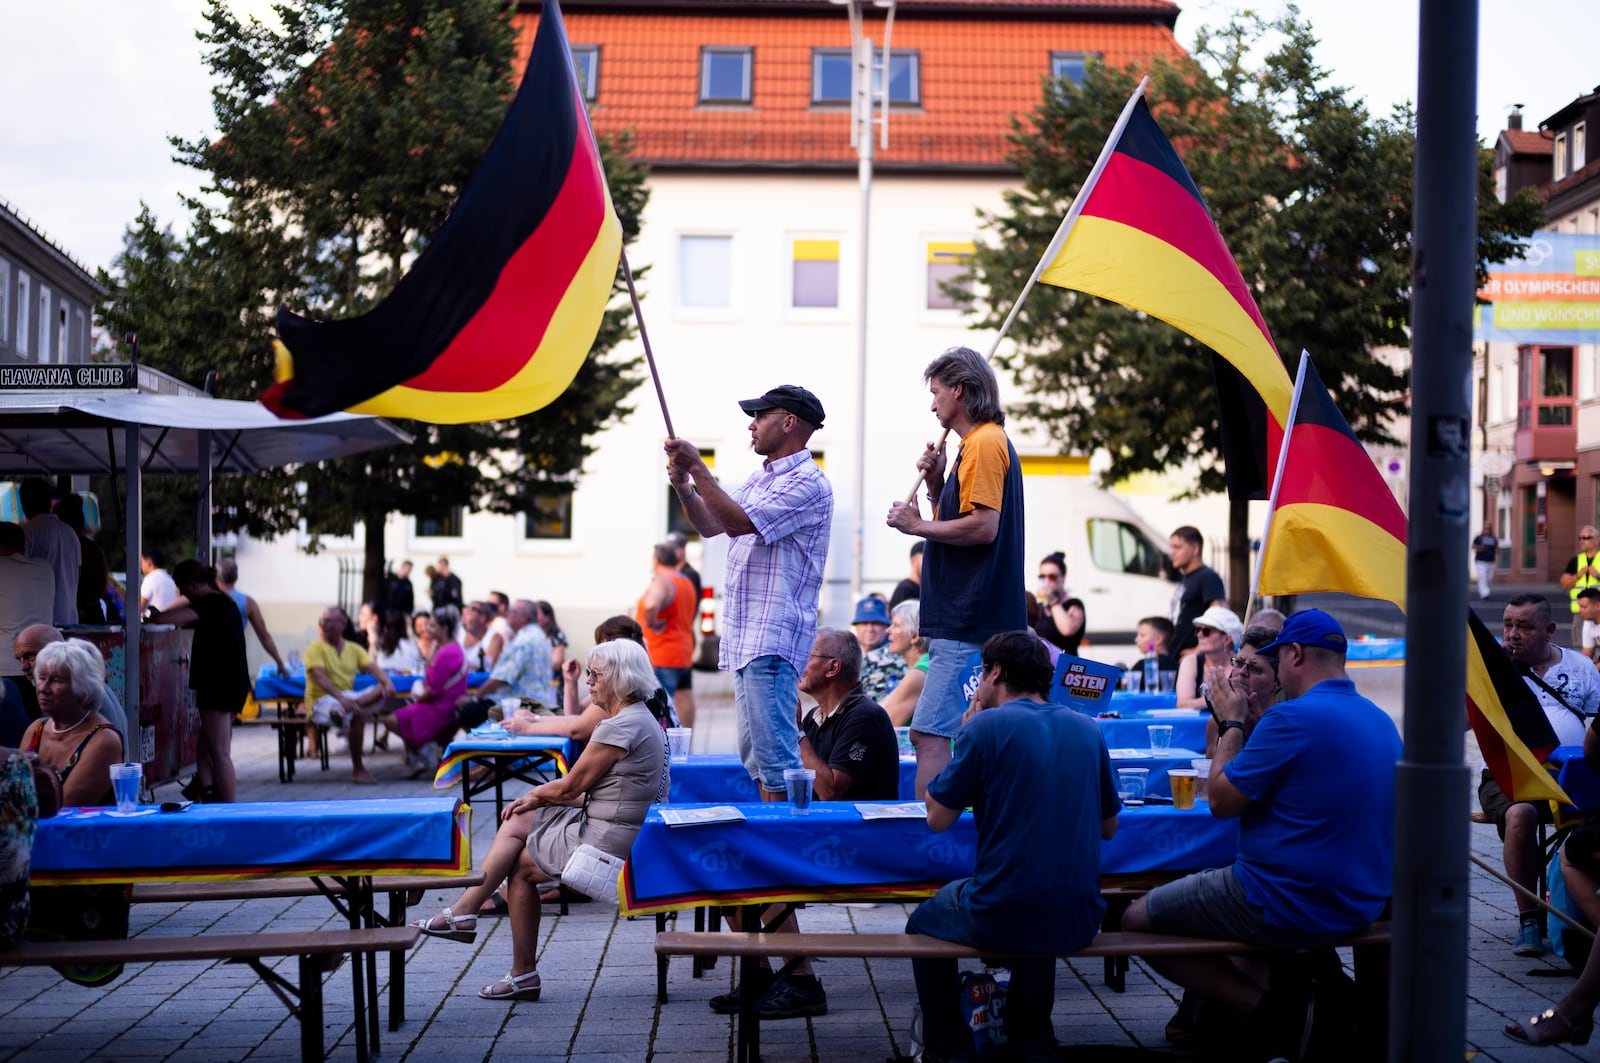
[1,0,1591,275]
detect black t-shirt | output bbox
[1471,534,1497,563]
[1170,564,1225,652]
[888,578,920,610]
[802,687,901,801]
[1034,597,1087,656]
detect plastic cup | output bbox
[1148,724,1174,755]
[110,762,142,813]
[1168,768,1199,810]
[783,767,816,815]
[894,727,913,756]
[1158,670,1178,694]
[666,727,693,763]
[1119,671,1141,692]
[1116,766,1148,806]
[1191,758,1212,800]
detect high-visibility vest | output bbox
[1571,552,1600,613]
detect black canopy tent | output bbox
[0,388,411,746]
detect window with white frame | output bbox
[926,241,975,310]
[37,284,52,361]
[679,235,733,308]
[1050,52,1096,84]
[15,270,30,356]
[1555,131,1569,181]
[0,257,9,347]
[1575,122,1587,170]
[571,45,599,101]
[792,239,840,308]
[700,47,752,104]
[812,48,918,105]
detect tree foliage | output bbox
[969,9,1543,497]
[97,0,648,598]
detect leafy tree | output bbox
[97,0,648,602]
[967,9,1542,606]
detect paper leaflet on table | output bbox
[659,806,746,827]
[1050,654,1122,707]
[856,802,930,820]
[1252,352,1569,807]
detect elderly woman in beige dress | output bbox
[411,637,669,1001]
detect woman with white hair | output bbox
[881,600,930,726]
[19,639,121,807]
[411,638,669,1001]
[1176,605,1242,709]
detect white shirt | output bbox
[0,555,55,676]
[1584,619,1600,654]
[373,638,425,674]
[1526,646,1600,747]
[22,513,80,625]
[141,568,180,611]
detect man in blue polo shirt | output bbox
[1123,608,1400,1048]
[911,631,1120,1063]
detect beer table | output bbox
[431,725,575,818]
[32,797,472,1063]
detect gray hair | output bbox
[891,599,920,635]
[815,627,862,685]
[34,638,105,705]
[587,638,658,706]
[924,346,1004,426]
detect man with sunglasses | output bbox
[1561,526,1600,647]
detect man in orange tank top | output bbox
[636,542,697,726]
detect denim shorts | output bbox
[910,638,983,738]
[1143,866,1329,949]
[732,655,801,793]
[653,665,693,693]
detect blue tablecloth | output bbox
[1096,715,1208,751]
[1551,744,1600,814]
[254,667,491,701]
[620,800,1239,914]
[31,797,472,886]
[1109,748,1206,798]
[1108,691,1178,712]
[432,731,574,790]
[667,753,919,803]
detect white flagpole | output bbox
[902,76,1151,504]
[1245,350,1311,623]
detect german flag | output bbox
[1038,94,1291,497]
[1255,357,1407,605]
[263,0,621,424]
[1466,611,1569,805]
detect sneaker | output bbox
[1513,923,1548,956]
[759,974,828,1020]
[709,967,773,1015]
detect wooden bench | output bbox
[0,926,418,1063]
[131,871,484,1030]
[234,710,328,782]
[657,923,1392,1062]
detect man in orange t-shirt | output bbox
[636,542,698,726]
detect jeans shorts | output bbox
[1143,866,1330,949]
[910,638,983,738]
[732,655,801,793]
[653,665,692,693]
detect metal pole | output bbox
[196,430,212,562]
[851,29,874,601]
[1391,1,1478,1058]
[124,422,141,755]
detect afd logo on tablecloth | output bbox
[690,840,746,873]
[1051,655,1121,706]
[802,835,859,870]
[916,833,973,865]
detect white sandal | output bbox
[479,969,541,1001]
[409,907,476,943]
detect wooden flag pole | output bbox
[899,77,1151,505]
[621,248,674,439]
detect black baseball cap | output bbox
[737,385,825,429]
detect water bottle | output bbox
[1142,648,1158,693]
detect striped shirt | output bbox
[719,450,834,672]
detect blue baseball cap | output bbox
[852,597,890,625]
[1258,608,1348,657]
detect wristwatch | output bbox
[1216,719,1245,739]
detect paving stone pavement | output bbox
[2,665,1596,1061]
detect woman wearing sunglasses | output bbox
[1175,605,1241,709]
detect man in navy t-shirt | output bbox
[1124,609,1400,1046]
[910,631,1120,1062]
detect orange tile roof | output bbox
[511,3,1185,169]
[1501,128,1554,156]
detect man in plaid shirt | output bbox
[665,385,834,798]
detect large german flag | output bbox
[1465,611,1569,805]
[1039,95,1291,496]
[263,0,621,424]
[1255,357,1407,605]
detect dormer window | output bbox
[700,47,753,104]
[1555,131,1568,181]
[1575,122,1587,170]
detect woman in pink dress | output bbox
[389,607,469,774]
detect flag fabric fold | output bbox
[263,0,621,424]
[1037,94,1291,496]
[1254,357,1408,607]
